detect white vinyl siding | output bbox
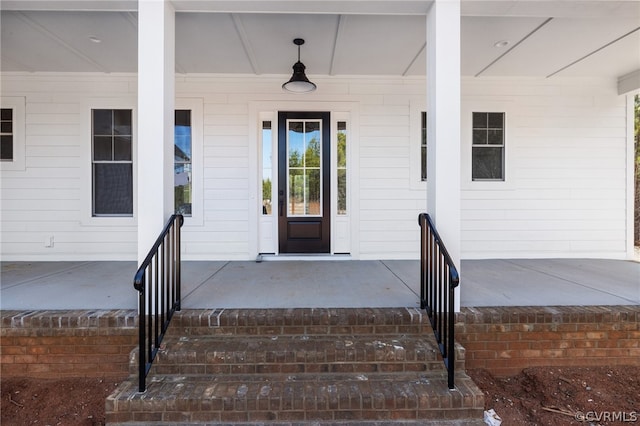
[0,73,632,261]
[0,75,136,260]
[461,78,629,259]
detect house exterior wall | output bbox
[461,78,631,259]
[0,73,632,261]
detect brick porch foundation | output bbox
[1,306,638,379]
[0,310,137,379]
[456,305,640,376]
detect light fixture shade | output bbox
[282,61,317,93]
[282,38,316,93]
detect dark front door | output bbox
[278,111,331,253]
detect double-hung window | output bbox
[92,109,133,216]
[1,108,14,161]
[472,112,505,181]
[1,97,25,171]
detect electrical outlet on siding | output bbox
[44,236,54,248]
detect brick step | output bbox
[109,308,483,424]
[169,308,432,336]
[130,334,466,376]
[107,372,484,424]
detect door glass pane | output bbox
[287,119,322,216]
[304,122,320,167]
[305,169,320,214]
[288,121,304,167]
[289,168,304,215]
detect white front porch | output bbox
[2,258,638,311]
[1,1,638,268]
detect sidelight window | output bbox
[337,121,348,214]
[262,121,273,215]
[421,111,427,181]
[175,110,192,216]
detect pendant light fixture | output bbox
[282,38,317,93]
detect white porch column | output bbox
[137,0,175,263]
[426,0,461,309]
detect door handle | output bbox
[278,190,284,216]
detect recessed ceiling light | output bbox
[89,36,102,43]
[494,40,509,48]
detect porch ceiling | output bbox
[1,1,639,81]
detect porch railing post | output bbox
[138,282,146,393]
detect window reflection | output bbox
[175,110,192,215]
[337,121,347,214]
[287,120,322,216]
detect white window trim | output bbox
[0,97,26,171]
[81,100,137,226]
[461,100,515,191]
[410,99,427,191]
[332,111,353,254]
[176,98,204,227]
[257,111,277,254]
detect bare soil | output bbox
[0,377,121,426]
[1,366,638,425]
[468,366,640,426]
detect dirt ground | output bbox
[0,377,121,426]
[1,366,639,425]
[468,366,640,426]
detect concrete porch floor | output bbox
[1,258,638,311]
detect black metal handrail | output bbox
[418,213,459,390]
[133,214,184,392]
